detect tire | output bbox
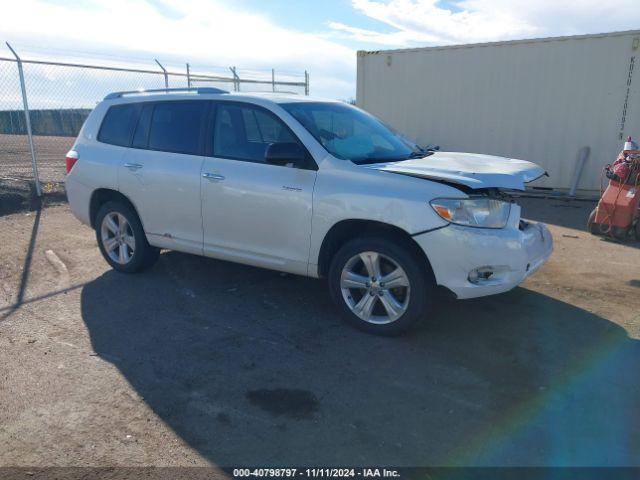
[587,209,599,235]
[588,208,629,239]
[612,226,630,241]
[95,200,159,273]
[328,236,434,336]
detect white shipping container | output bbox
[356,30,640,196]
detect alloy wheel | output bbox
[100,212,136,265]
[340,251,410,324]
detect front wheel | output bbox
[95,200,159,273]
[328,237,434,336]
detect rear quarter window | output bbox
[97,104,139,147]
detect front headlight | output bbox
[430,197,511,229]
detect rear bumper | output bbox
[414,219,553,299]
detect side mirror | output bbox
[265,142,308,168]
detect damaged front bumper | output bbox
[414,205,553,299]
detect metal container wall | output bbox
[357,31,640,195]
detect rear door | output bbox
[200,101,317,275]
[118,100,209,255]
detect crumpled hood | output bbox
[366,152,546,190]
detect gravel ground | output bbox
[0,198,639,467]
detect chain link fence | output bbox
[0,44,308,203]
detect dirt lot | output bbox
[0,134,70,215]
[0,133,73,184]
[1,198,639,467]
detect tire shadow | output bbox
[80,251,640,466]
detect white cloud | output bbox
[328,21,441,46]
[4,0,639,101]
[332,0,640,47]
[0,0,356,99]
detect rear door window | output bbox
[148,101,208,155]
[132,103,153,149]
[98,104,139,147]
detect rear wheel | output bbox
[95,201,159,273]
[328,236,433,336]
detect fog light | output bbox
[468,267,494,284]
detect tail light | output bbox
[65,150,78,173]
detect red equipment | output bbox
[588,137,640,241]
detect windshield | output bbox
[281,102,424,164]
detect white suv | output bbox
[66,88,552,335]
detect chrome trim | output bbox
[202,172,226,181]
[123,163,143,170]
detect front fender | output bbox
[309,157,463,275]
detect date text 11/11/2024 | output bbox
[232,468,401,478]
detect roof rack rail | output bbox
[104,87,228,100]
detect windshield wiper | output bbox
[353,151,434,165]
[353,156,408,165]
[407,150,434,159]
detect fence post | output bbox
[304,70,309,96]
[272,68,275,92]
[6,42,41,197]
[155,59,168,88]
[229,66,239,92]
[186,63,191,88]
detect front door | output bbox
[201,102,317,275]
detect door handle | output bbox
[202,172,225,181]
[124,162,143,170]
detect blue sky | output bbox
[1,0,640,100]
